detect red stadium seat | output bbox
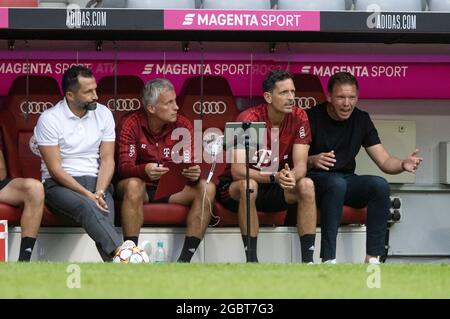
[213,202,287,227]
[142,203,189,226]
[141,166,190,226]
[284,205,367,227]
[0,76,62,180]
[0,203,20,225]
[0,75,71,226]
[292,73,327,110]
[115,202,190,227]
[338,206,367,225]
[0,202,72,227]
[177,76,240,131]
[96,75,145,125]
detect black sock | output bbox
[177,236,201,263]
[18,237,36,262]
[124,236,139,246]
[300,234,316,263]
[242,235,258,263]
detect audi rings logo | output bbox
[295,97,317,110]
[107,98,141,112]
[29,135,41,157]
[20,101,53,114]
[193,101,227,115]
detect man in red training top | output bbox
[117,78,215,262]
[216,70,317,263]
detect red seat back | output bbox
[285,205,367,226]
[292,74,326,110]
[0,76,62,179]
[178,76,240,131]
[96,75,145,125]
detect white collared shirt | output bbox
[34,98,115,180]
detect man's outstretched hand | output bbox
[402,149,423,173]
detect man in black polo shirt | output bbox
[306,72,423,264]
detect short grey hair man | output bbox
[142,78,175,107]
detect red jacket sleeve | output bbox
[117,116,149,181]
[293,109,312,145]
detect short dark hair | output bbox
[62,65,94,95]
[262,70,293,93]
[327,72,359,94]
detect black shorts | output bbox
[216,176,290,213]
[145,185,170,204]
[0,178,12,191]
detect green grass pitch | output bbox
[0,263,449,299]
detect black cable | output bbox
[286,42,291,73]
[199,41,204,120]
[24,40,30,122]
[113,41,118,113]
[249,53,253,107]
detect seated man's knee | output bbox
[369,176,390,197]
[79,198,97,216]
[122,178,146,203]
[23,178,44,200]
[296,177,315,199]
[325,175,347,195]
[238,179,258,198]
[194,180,216,198]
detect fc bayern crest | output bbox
[29,135,41,157]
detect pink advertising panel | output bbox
[0,59,449,99]
[0,8,8,29]
[164,10,320,31]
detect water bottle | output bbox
[140,240,152,262]
[155,240,166,263]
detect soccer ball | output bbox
[113,242,150,264]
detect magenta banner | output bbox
[0,59,449,99]
[164,10,320,31]
[0,8,8,29]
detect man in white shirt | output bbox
[34,65,123,261]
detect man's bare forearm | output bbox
[48,167,92,197]
[96,158,115,192]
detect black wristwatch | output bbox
[269,173,276,184]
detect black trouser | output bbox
[0,178,12,191]
[216,176,291,213]
[308,171,390,260]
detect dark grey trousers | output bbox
[44,176,122,261]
